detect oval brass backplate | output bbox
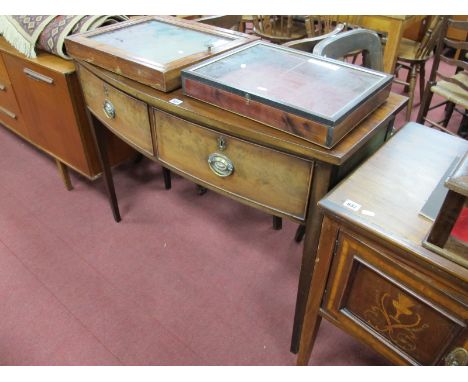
[207,152,234,177]
[103,99,116,119]
[445,347,468,366]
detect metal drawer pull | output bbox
[208,152,234,177]
[0,106,16,119]
[0,83,5,91]
[23,68,54,84]
[103,99,116,119]
[445,347,468,366]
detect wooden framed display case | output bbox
[65,15,258,92]
[182,41,393,148]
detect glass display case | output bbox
[65,16,257,92]
[182,41,393,148]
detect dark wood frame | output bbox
[182,41,393,148]
[65,15,258,92]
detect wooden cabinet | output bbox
[297,123,468,366]
[0,37,133,189]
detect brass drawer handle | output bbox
[445,347,468,366]
[23,68,54,84]
[208,152,234,177]
[0,105,16,119]
[103,99,116,119]
[0,83,5,91]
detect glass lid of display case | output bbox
[183,42,392,122]
[91,19,233,65]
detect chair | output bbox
[194,15,242,31]
[252,16,308,44]
[313,28,384,71]
[283,23,345,53]
[417,17,468,137]
[289,29,385,244]
[394,16,445,121]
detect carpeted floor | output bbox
[0,57,463,365]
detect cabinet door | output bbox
[2,53,91,174]
[323,230,467,365]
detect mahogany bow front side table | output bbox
[73,57,405,352]
[66,16,406,352]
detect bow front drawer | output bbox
[154,109,313,221]
[78,65,154,155]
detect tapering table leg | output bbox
[87,110,121,223]
[291,162,333,354]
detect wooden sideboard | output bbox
[0,37,133,190]
[73,59,407,353]
[297,123,468,365]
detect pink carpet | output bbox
[0,57,463,365]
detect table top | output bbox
[79,60,407,166]
[319,122,468,281]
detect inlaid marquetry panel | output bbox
[323,232,465,365]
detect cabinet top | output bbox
[319,122,468,279]
[0,36,75,75]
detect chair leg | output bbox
[272,216,282,230]
[417,80,436,124]
[405,65,418,121]
[404,68,411,93]
[442,102,455,127]
[418,64,425,106]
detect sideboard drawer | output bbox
[154,110,313,221]
[323,231,466,365]
[0,103,27,137]
[78,65,154,156]
[0,80,21,114]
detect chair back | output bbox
[283,23,345,52]
[414,16,445,60]
[430,17,468,92]
[313,28,384,71]
[303,15,361,36]
[195,15,242,31]
[252,16,307,43]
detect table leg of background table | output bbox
[87,110,121,223]
[382,20,404,74]
[291,162,333,354]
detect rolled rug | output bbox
[37,15,129,59]
[0,15,129,59]
[0,15,56,58]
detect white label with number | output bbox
[169,98,183,105]
[343,199,361,212]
